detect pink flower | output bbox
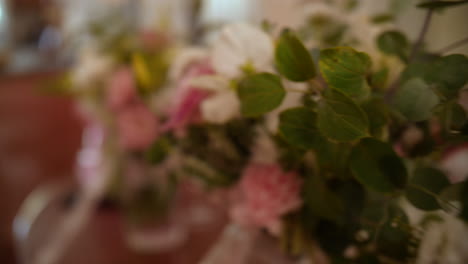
[230,163,303,235]
[117,103,159,151]
[439,144,468,184]
[107,67,138,111]
[164,60,214,134]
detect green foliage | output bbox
[417,0,468,9]
[361,98,389,137]
[278,107,318,149]
[377,31,409,62]
[459,180,468,222]
[304,175,345,224]
[424,54,468,99]
[405,167,450,211]
[145,136,172,164]
[392,78,440,122]
[371,14,394,24]
[275,30,316,82]
[132,52,169,94]
[317,89,369,142]
[319,47,372,98]
[237,73,286,117]
[350,138,407,193]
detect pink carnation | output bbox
[117,103,159,151]
[164,60,214,134]
[230,163,303,235]
[107,67,138,111]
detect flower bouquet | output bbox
[42,0,468,263]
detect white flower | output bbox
[416,214,468,264]
[211,23,274,79]
[169,47,209,81]
[72,48,114,90]
[439,146,468,184]
[201,90,240,124]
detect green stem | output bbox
[409,183,460,212]
[437,35,468,54]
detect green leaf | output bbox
[304,175,344,224]
[417,0,468,9]
[369,67,389,91]
[448,102,468,130]
[400,63,430,83]
[371,14,394,24]
[459,180,468,222]
[278,107,318,149]
[319,47,372,98]
[393,78,439,122]
[145,137,172,164]
[361,98,389,137]
[275,30,316,82]
[317,89,369,142]
[405,167,450,211]
[376,206,412,261]
[377,31,409,62]
[350,138,408,193]
[237,73,286,117]
[424,54,468,99]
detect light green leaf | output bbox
[377,31,408,61]
[350,138,408,193]
[317,89,369,142]
[275,30,316,82]
[424,54,468,99]
[393,78,439,122]
[278,107,318,149]
[405,167,450,211]
[237,73,286,117]
[418,0,468,9]
[319,47,372,98]
[145,137,172,164]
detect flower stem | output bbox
[408,7,434,62]
[437,35,468,54]
[384,6,435,103]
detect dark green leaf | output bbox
[424,54,468,99]
[405,167,450,211]
[400,63,430,83]
[350,138,408,193]
[317,89,369,142]
[319,47,372,98]
[278,107,318,149]
[361,98,389,137]
[417,0,468,9]
[376,206,413,261]
[393,78,439,122]
[377,31,409,61]
[237,73,286,117]
[304,175,344,224]
[459,180,468,222]
[275,30,316,81]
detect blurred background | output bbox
[0,0,467,263]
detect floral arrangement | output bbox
[46,1,468,263]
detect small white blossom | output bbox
[200,90,240,124]
[211,23,274,79]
